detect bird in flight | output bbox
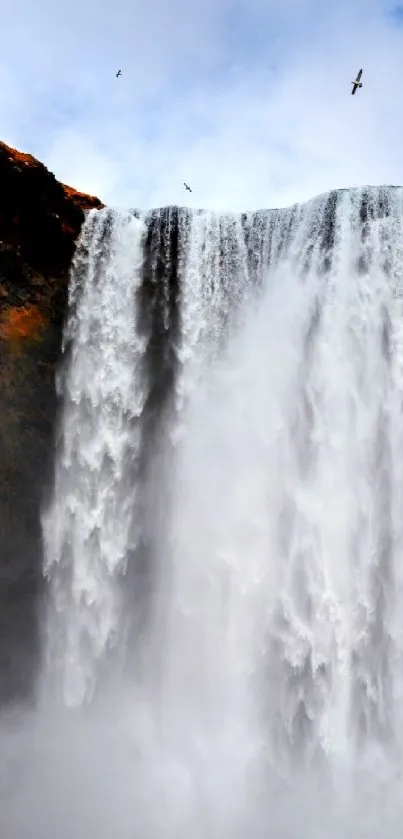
[116,69,122,78]
[351,68,363,95]
[184,182,192,192]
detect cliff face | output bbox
[0,140,103,322]
[0,140,103,706]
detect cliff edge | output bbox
[0,140,103,325]
[0,140,103,706]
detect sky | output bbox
[1,0,403,211]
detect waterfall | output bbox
[4,185,403,838]
[41,208,148,705]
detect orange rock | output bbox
[0,140,41,169]
[0,138,104,325]
[62,183,103,212]
[0,304,47,342]
[0,139,104,215]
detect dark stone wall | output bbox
[0,141,103,707]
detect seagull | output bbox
[116,69,122,78]
[351,68,363,95]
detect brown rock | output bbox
[0,140,104,706]
[0,140,104,329]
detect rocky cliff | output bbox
[0,140,103,706]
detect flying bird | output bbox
[184,182,192,192]
[116,69,122,78]
[351,68,363,95]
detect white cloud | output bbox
[0,0,402,210]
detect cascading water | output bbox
[41,208,148,706]
[3,186,403,838]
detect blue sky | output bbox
[1,0,403,210]
[389,4,403,22]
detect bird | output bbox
[116,69,122,78]
[183,182,192,192]
[351,68,363,95]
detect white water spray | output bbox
[41,209,147,706]
[3,188,403,838]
